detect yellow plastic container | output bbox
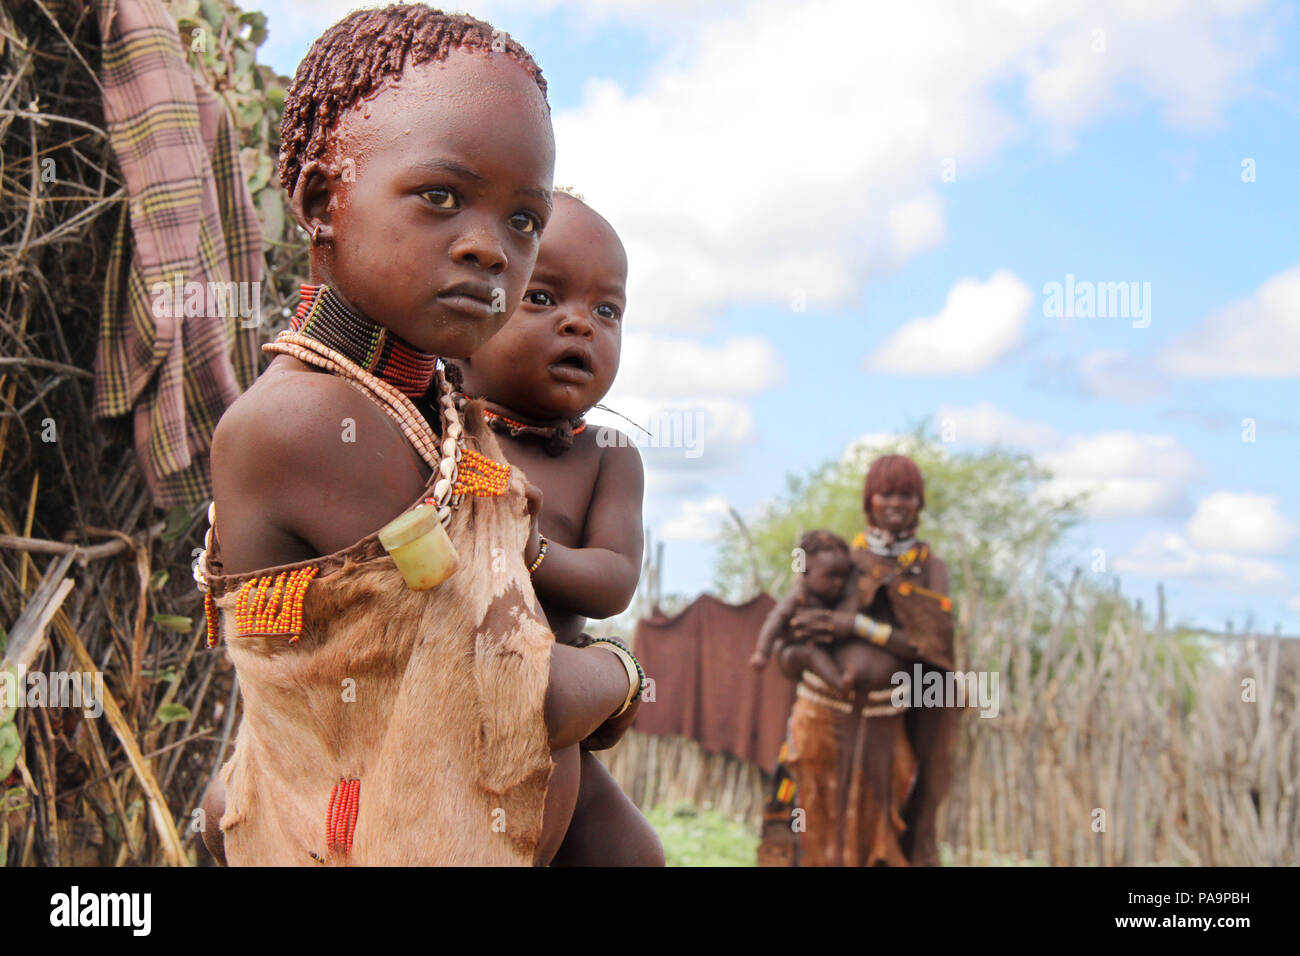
[377,505,459,590]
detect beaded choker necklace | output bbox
[291,284,438,400]
[481,406,587,457]
[863,524,919,558]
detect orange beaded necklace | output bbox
[481,406,587,456]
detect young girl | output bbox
[198,6,641,867]
[455,190,663,865]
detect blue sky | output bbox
[254,1,1300,633]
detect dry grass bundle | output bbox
[946,563,1298,866]
[0,0,299,866]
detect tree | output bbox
[713,423,1085,605]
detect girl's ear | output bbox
[291,159,337,244]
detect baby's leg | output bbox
[200,774,226,866]
[835,640,904,693]
[805,646,848,691]
[550,750,665,866]
[535,744,581,865]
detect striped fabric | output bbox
[94,0,261,506]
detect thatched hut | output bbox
[0,0,299,865]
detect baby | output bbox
[456,189,663,866]
[752,530,901,694]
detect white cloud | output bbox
[1038,432,1201,517]
[1186,492,1297,555]
[1288,595,1300,614]
[658,495,733,541]
[1019,5,1271,134]
[935,402,1059,448]
[867,271,1034,374]
[550,1,1273,328]
[617,333,784,397]
[1077,349,1165,402]
[887,194,947,263]
[1161,265,1300,379]
[1115,532,1288,593]
[849,413,1203,518]
[842,432,930,464]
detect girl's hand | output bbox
[581,695,640,751]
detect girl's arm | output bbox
[544,642,637,749]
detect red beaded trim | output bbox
[230,565,320,641]
[896,580,953,613]
[204,592,220,648]
[326,778,360,855]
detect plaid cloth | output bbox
[94,0,261,507]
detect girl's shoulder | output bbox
[213,358,422,500]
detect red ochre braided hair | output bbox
[862,454,926,518]
[277,3,549,198]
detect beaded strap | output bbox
[265,332,448,472]
[264,330,481,525]
[195,332,483,604]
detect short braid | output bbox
[278,4,548,197]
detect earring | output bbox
[310,223,321,246]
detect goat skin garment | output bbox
[852,539,955,671]
[786,694,916,867]
[203,411,553,866]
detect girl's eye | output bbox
[524,290,554,307]
[595,303,621,321]
[510,211,541,234]
[423,188,458,210]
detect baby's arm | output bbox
[751,590,800,667]
[529,440,645,620]
[805,646,848,690]
[787,563,860,645]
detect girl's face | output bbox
[869,489,920,532]
[296,49,556,359]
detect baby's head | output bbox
[798,530,852,605]
[458,190,627,420]
[279,4,555,359]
